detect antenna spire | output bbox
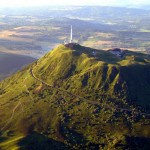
[70,25,73,43]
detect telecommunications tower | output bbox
[70,25,73,43]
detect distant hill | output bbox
[0,6,149,18]
[65,6,150,18]
[134,5,150,10]
[0,52,36,80]
[0,44,150,149]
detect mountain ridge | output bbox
[33,44,150,106]
[0,44,150,149]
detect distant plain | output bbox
[0,6,150,59]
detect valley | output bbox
[0,52,36,80]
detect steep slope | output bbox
[34,44,150,107]
[0,44,150,150]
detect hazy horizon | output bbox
[1,0,150,8]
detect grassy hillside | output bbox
[34,44,150,107]
[0,44,150,149]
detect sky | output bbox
[0,0,150,7]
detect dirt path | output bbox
[0,77,31,131]
[1,101,23,131]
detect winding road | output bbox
[1,66,149,131]
[30,68,150,117]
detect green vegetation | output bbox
[0,44,150,149]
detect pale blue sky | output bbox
[0,0,150,7]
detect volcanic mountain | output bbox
[0,44,150,150]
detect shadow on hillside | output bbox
[0,136,8,143]
[60,125,87,145]
[60,125,99,149]
[115,136,150,150]
[17,132,69,150]
[126,136,150,150]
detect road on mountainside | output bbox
[30,68,150,117]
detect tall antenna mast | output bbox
[70,25,73,43]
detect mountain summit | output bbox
[0,44,150,149]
